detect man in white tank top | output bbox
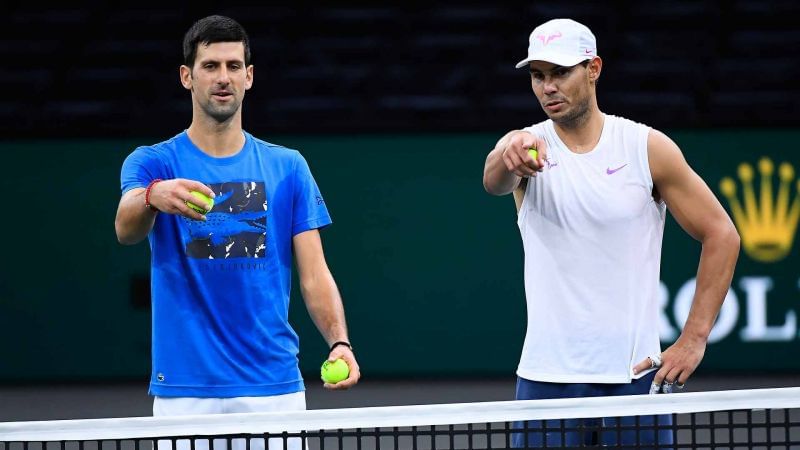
[482,18,740,447]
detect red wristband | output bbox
[144,179,162,212]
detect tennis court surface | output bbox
[1,387,798,449]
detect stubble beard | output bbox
[550,93,592,130]
[202,97,241,124]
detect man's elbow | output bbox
[725,222,741,254]
[299,273,327,303]
[116,231,138,246]
[482,176,495,195]
[483,174,508,196]
[708,220,741,254]
[115,220,142,246]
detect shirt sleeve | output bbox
[292,152,333,236]
[120,146,165,195]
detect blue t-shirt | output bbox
[120,130,331,397]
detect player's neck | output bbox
[187,114,245,158]
[553,106,604,154]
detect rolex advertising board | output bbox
[0,132,798,380]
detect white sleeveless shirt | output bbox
[517,114,666,383]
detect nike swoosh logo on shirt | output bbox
[606,164,628,175]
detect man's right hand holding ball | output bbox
[146,179,216,221]
[502,131,548,178]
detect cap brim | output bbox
[515,53,591,69]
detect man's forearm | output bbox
[302,272,349,345]
[115,189,157,245]
[682,226,740,340]
[483,132,522,195]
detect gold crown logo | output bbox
[720,158,800,262]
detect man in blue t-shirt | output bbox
[114,15,360,429]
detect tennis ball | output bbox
[187,191,214,214]
[528,148,538,160]
[321,359,350,384]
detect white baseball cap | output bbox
[515,18,597,69]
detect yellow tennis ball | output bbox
[528,148,538,160]
[187,191,214,214]
[321,359,350,384]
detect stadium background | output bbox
[1,2,799,421]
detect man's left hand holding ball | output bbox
[324,342,361,390]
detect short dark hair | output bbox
[182,15,251,67]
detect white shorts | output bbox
[153,391,306,450]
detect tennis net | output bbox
[1,387,798,449]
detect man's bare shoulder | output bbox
[647,128,688,185]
